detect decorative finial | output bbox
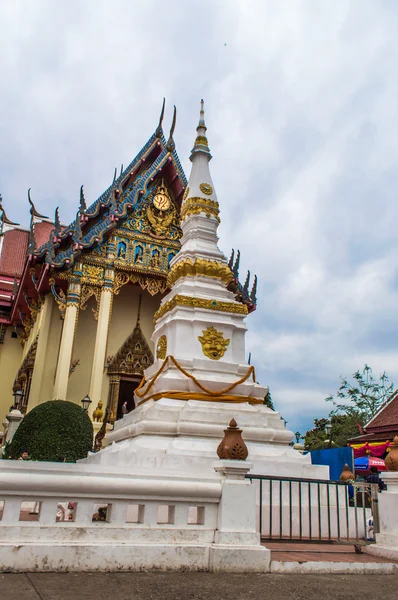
[232,250,240,278]
[339,464,355,482]
[155,98,166,138]
[28,189,48,219]
[54,206,61,237]
[191,100,211,159]
[113,167,117,183]
[0,195,19,226]
[27,218,36,254]
[80,185,87,213]
[166,105,177,152]
[73,210,82,245]
[217,418,248,460]
[250,275,257,304]
[385,435,398,471]
[243,270,250,293]
[228,249,235,269]
[120,164,124,176]
[136,293,142,325]
[198,98,207,131]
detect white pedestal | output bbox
[367,472,398,560]
[209,460,270,572]
[4,410,23,443]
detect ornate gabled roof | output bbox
[33,109,187,271]
[107,296,154,376]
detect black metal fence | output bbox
[247,474,379,543]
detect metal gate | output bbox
[247,474,379,544]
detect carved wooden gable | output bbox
[107,321,153,376]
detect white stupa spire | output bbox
[176,100,224,265]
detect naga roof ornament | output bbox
[0,194,20,226]
[28,188,48,220]
[79,186,87,213]
[155,98,166,139]
[166,105,177,152]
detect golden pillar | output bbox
[28,295,55,410]
[52,272,81,401]
[88,240,115,417]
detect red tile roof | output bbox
[0,220,54,278]
[34,221,53,249]
[367,391,398,431]
[0,229,29,277]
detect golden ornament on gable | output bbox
[199,183,213,196]
[156,335,167,360]
[198,326,230,360]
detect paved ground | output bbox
[1,572,398,600]
[267,542,398,562]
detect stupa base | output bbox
[82,398,328,479]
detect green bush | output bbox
[4,400,93,462]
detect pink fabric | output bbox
[352,441,391,458]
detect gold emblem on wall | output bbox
[156,335,167,360]
[199,183,213,196]
[198,326,230,360]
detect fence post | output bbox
[209,460,271,572]
[366,472,398,560]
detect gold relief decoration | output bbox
[198,326,230,360]
[80,284,101,320]
[182,186,190,202]
[156,335,167,360]
[167,258,232,288]
[81,264,104,285]
[113,271,168,296]
[195,135,209,147]
[13,335,39,404]
[199,183,213,196]
[154,294,248,322]
[125,186,181,242]
[180,197,220,222]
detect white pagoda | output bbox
[85,102,324,480]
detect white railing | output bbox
[0,459,268,573]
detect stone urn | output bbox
[385,435,398,471]
[217,418,248,461]
[340,464,355,482]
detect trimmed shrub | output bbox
[4,400,93,462]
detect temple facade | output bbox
[0,102,255,428]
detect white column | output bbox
[210,460,271,572]
[53,281,80,400]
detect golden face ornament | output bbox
[198,326,230,360]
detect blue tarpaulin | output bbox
[310,447,354,481]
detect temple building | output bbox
[0,101,255,428]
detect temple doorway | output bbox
[117,378,140,420]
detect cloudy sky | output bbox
[1,0,398,435]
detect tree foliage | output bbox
[264,389,275,410]
[326,364,393,424]
[3,400,93,462]
[304,415,361,451]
